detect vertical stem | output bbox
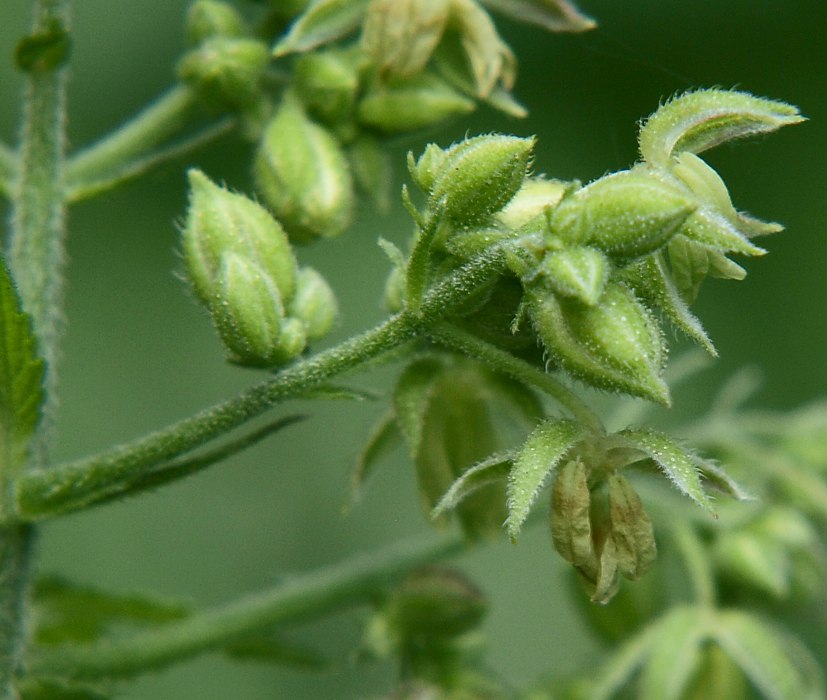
[3,0,70,694]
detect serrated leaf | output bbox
[432,451,513,518]
[352,410,401,500]
[507,419,586,539]
[32,575,190,646]
[0,256,45,476]
[638,606,707,700]
[273,0,370,56]
[224,631,327,669]
[639,89,804,167]
[712,610,821,700]
[618,428,715,514]
[480,0,596,33]
[393,357,443,457]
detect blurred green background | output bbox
[1,1,825,697]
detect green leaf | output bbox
[696,459,754,502]
[479,0,596,33]
[638,606,707,700]
[712,610,822,700]
[32,575,190,646]
[223,631,327,669]
[638,89,804,167]
[666,235,747,303]
[618,428,715,514]
[393,357,443,458]
[506,419,586,540]
[352,410,402,500]
[431,451,514,518]
[0,256,45,477]
[714,532,790,598]
[273,0,370,56]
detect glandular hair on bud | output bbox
[548,169,696,260]
[178,37,269,109]
[429,134,535,226]
[255,95,355,243]
[185,0,248,46]
[213,253,306,367]
[183,169,297,306]
[289,267,338,341]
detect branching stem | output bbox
[28,532,463,681]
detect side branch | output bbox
[28,533,463,681]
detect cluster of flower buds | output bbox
[182,169,337,366]
[401,90,802,404]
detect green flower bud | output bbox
[213,253,306,366]
[255,95,355,242]
[386,567,486,641]
[361,0,449,79]
[288,267,338,341]
[527,282,669,405]
[293,47,360,124]
[495,176,570,231]
[607,475,657,580]
[182,169,297,306]
[540,246,609,306]
[178,37,269,109]
[185,0,248,46]
[407,143,448,193]
[430,134,534,226]
[358,72,475,134]
[548,169,696,260]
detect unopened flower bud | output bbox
[540,246,609,306]
[386,567,486,641]
[361,0,449,79]
[182,169,297,306]
[288,267,338,341]
[178,37,269,109]
[357,72,475,134]
[407,143,448,193]
[528,282,669,405]
[185,0,248,46]
[255,95,355,242]
[294,47,360,124]
[213,253,306,366]
[430,134,534,226]
[548,169,696,260]
[495,176,570,231]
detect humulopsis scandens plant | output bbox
[2,1,823,697]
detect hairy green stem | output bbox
[29,532,463,681]
[2,0,71,694]
[430,322,605,433]
[65,84,200,189]
[14,249,507,521]
[0,142,15,197]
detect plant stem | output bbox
[430,322,605,433]
[65,84,200,189]
[0,142,16,198]
[15,249,507,521]
[29,532,464,681]
[3,0,70,694]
